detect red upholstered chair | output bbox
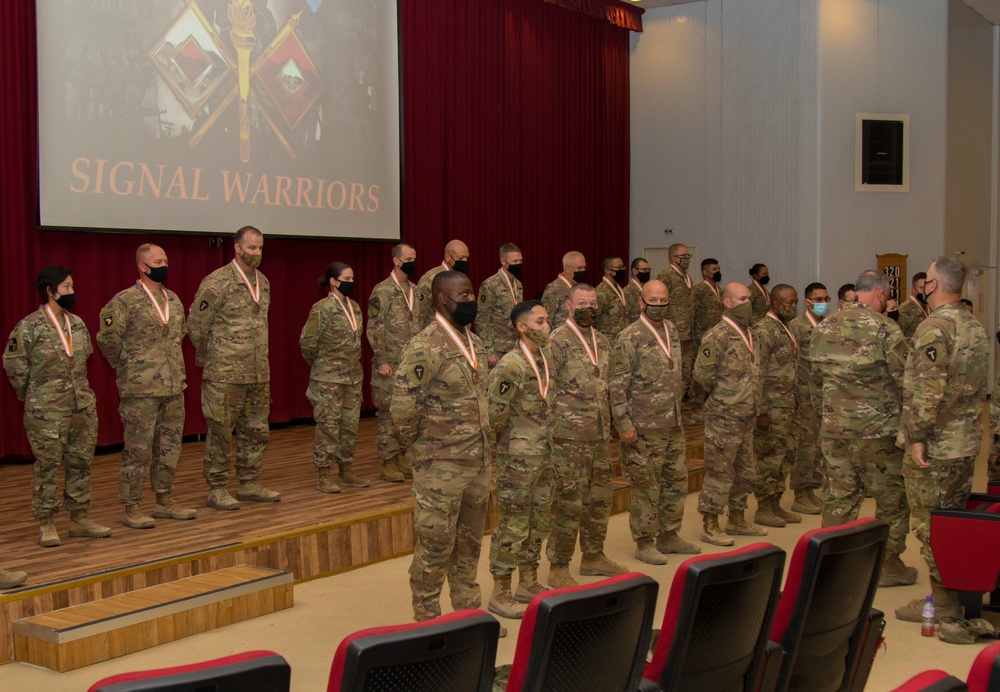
[88,650,290,692]
[931,504,1000,618]
[503,571,658,692]
[889,671,969,692]
[890,640,1000,692]
[327,609,499,692]
[987,481,1000,497]
[640,542,786,692]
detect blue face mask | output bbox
[810,301,829,317]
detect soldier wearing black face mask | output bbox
[417,239,471,328]
[593,255,628,340]
[542,250,587,331]
[624,257,651,324]
[748,263,771,327]
[476,242,524,367]
[896,272,929,341]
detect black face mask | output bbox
[400,260,417,276]
[613,269,627,284]
[712,271,722,283]
[145,265,169,283]
[336,281,355,297]
[573,270,587,284]
[759,275,770,286]
[636,271,651,284]
[452,259,469,275]
[54,292,77,310]
[506,263,523,277]
[447,296,478,327]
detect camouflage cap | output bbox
[937,616,996,645]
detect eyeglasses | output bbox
[673,254,692,260]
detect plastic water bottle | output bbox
[921,595,935,637]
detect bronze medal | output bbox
[541,400,548,413]
[161,324,169,337]
[472,369,480,384]
[593,365,600,377]
[66,356,74,370]
[667,358,675,370]
[750,353,755,363]
[253,303,261,315]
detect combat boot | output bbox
[895,580,964,622]
[237,480,281,502]
[701,514,734,546]
[792,489,822,515]
[153,493,198,520]
[380,458,405,483]
[515,566,548,603]
[39,517,61,548]
[656,531,701,554]
[488,576,528,619]
[316,467,341,494]
[548,564,577,588]
[880,553,918,587]
[338,464,371,488]
[580,552,628,576]
[725,509,768,536]
[0,568,28,589]
[69,510,112,538]
[207,486,240,510]
[122,504,156,529]
[753,497,786,528]
[634,539,668,565]
[772,495,802,524]
[397,456,413,480]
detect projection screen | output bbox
[36,0,400,240]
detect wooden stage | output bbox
[0,416,704,664]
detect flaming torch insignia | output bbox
[228,0,256,163]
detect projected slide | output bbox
[36,0,400,240]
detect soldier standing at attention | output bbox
[188,226,280,510]
[655,244,695,413]
[692,258,724,347]
[476,243,524,367]
[896,272,929,340]
[611,280,701,566]
[546,283,626,586]
[990,370,1000,484]
[808,270,916,588]
[750,284,802,529]
[366,243,422,483]
[0,565,27,589]
[486,300,553,619]
[417,239,470,327]
[542,251,587,331]
[894,258,988,622]
[97,244,197,530]
[4,266,112,546]
[593,255,628,340]
[747,263,771,326]
[694,283,765,545]
[300,262,370,494]
[391,271,492,623]
[624,257,651,324]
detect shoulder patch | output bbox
[699,341,718,366]
[369,295,381,317]
[924,345,937,363]
[199,300,209,311]
[102,314,113,327]
[7,336,17,353]
[480,293,488,303]
[413,364,425,381]
[891,338,910,361]
[499,379,512,394]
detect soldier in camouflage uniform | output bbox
[624,257,651,324]
[546,283,626,586]
[4,266,112,546]
[611,280,701,566]
[366,243,423,482]
[391,271,492,623]
[808,270,916,587]
[188,227,280,510]
[894,258,988,622]
[541,251,587,331]
[747,263,771,327]
[417,239,470,327]
[656,244,695,410]
[750,284,803,528]
[694,283,766,545]
[990,370,1000,483]
[476,243,524,367]
[787,282,831,514]
[300,262,370,494]
[594,255,628,340]
[896,272,929,340]
[97,244,197,530]
[487,300,553,619]
[690,258,724,410]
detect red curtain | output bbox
[0,0,633,459]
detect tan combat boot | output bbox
[548,563,578,588]
[753,497,786,528]
[380,458,405,483]
[0,568,28,589]
[580,552,628,576]
[701,514,734,546]
[207,486,240,510]
[316,467,341,494]
[153,492,198,520]
[338,464,371,488]
[39,517,61,548]
[791,489,822,515]
[880,553,918,587]
[634,539,668,565]
[515,566,549,603]
[895,580,964,622]
[725,508,768,536]
[69,510,112,538]
[397,456,413,480]
[488,576,528,619]
[122,504,156,529]
[772,495,802,524]
[237,480,281,502]
[656,531,702,554]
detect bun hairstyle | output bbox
[318,262,351,290]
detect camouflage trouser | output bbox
[306,379,361,469]
[903,454,974,582]
[371,370,405,462]
[791,399,824,492]
[697,410,756,516]
[201,380,270,487]
[621,427,688,541]
[753,407,794,498]
[680,340,695,404]
[821,435,909,554]
[118,394,184,505]
[489,454,553,577]
[410,457,490,621]
[546,438,613,564]
[25,405,98,519]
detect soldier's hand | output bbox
[910,441,931,469]
[756,414,772,431]
[620,426,638,444]
[488,354,500,367]
[377,364,393,377]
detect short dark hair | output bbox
[499,242,521,259]
[912,271,927,286]
[391,242,414,259]
[235,225,262,243]
[602,255,622,271]
[37,266,72,303]
[702,257,719,269]
[803,282,827,299]
[838,283,856,300]
[961,298,973,308]
[318,262,351,289]
[510,299,544,328]
[567,282,596,301]
[431,269,468,297]
[749,263,767,277]
[630,257,648,270]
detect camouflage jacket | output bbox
[487,344,550,457]
[789,311,822,403]
[990,373,1000,457]
[624,280,643,324]
[656,265,693,341]
[541,276,573,331]
[896,297,929,341]
[694,318,760,417]
[547,321,612,441]
[748,280,770,326]
[808,301,908,439]
[476,269,523,359]
[594,277,628,340]
[188,262,269,384]
[692,281,724,345]
[752,312,798,412]
[97,282,187,398]
[902,302,987,459]
[366,274,423,368]
[416,263,449,328]
[300,294,364,386]
[391,319,492,466]
[4,308,96,413]
[610,317,683,432]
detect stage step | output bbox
[11,565,293,672]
